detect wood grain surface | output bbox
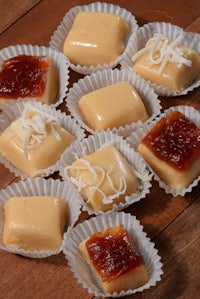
[0,1,200,299]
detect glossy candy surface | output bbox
[86,225,142,282]
[0,55,48,98]
[142,111,200,170]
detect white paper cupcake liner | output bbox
[0,44,70,107]
[0,99,85,180]
[66,68,161,137]
[120,22,200,96]
[127,105,200,196]
[62,211,163,297]
[49,2,138,74]
[0,177,82,258]
[59,131,152,215]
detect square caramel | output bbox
[79,225,149,294]
[0,109,75,177]
[3,196,67,251]
[137,111,200,190]
[63,12,129,66]
[78,81,149,131]
[0,55,59,105]
[133,37,200,93]
[67,144,137,212]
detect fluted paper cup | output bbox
[127,105,200,196]
[66,68,161,137]
[0,99,85,179]
[50,2,138,74]
[62,211,163,297]
[0,178,82,258]
[120,22,200,96]
[59,131,152,215]
[0,44,70,107]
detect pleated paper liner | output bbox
[50,2,138,74]
[0,44,69,107]
[59,131,152,215]
[66,68,161,137]
[127,105,200,196]
[0,178,82,258]
[120,22,200,96]
[0,99,85,180]
[62,211,163,297]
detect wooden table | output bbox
[0,1,199,298]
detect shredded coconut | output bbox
[12,104,61,156]
[64,160,127,205]
[132,33,192,74]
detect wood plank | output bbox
[125,180,200,239]
[0,0,200,49]
[0,0,42,34]
[0,164,16,189]
[0,250,92,299]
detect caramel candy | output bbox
[0,55,59,105]
[132,35,200,92]
[0,108,75,177]
[63,12,129,66]
[3,196,67,251]
[79,225,149,294]
[138,111,200,190]
[78,81,149,131]
[66,145,137,212]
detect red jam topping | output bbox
[0,55,49,99]
[142,111,200,170]
[86,225,142,282]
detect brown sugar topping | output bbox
[86,225,142,282]
[142,111,200,170]
[0,55,49,99]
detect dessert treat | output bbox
[66,68,161,136]
[132,33,200,93]
[3,196,67,251]
[137,111,200,190]
[62,211,163,297]
[64,144,137,212]
[0,105,75,177]
[79,224,149,294]
[0,178,83,257]
[63,11,129,66]
[0,54,59,105]
[78,81,149,131]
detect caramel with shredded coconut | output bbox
[0,105,75,177]
[132,34,200,93]
[64,144,137,212]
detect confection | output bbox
[65,144,137,212]
[137,111,200,190]
[79,224,149,294]
[132,34,200,92]
[78,81,149,131]
[3,196,67,251]
[0,55,59,104]
[63,12,129,66]
[0,106,75,177]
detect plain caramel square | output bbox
[3,196,67,251]
[78,81,149,131]
[63,12,129,66]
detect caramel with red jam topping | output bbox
[86,225,142,282]
[0,55,49,99]
[142,111,200,170]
